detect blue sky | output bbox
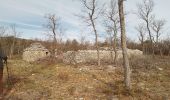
[0,0,170,42]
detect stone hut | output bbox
[23,43,50,62]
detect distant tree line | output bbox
[0,26,170,58]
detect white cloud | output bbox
[0,0,169,41]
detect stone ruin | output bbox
[22,42,143,64]
[23,43,50,62]
[63,49,143,64]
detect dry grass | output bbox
[1,55,170,100]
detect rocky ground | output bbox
[1,56,170,100]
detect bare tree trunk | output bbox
[113,41,117,65]
[108,35,113,63]
[113,25,118,65]
[142,42,145,55]
[146,21,154,56]
[137,0,155,56]
[52,18,57,57]
[10,37,15,59]
[90,14,100,66]
[9,25,18,59]
[80,0,101,66]
[17,39,21,55]
[52,31,57,57]
[152,19,166,56]
[160,48,163,57]
[141,35,145,54]
[118,0,131,90]
[45,14,60,58]
[110,36,114,64]
[103,0,119,65]
[109,36,114,64]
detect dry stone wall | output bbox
[63,49,143,64]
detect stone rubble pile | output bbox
[63,49,143,64]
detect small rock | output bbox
[79,68,82,71]
[79,97,84,100]
[158,67,163,71]
[137,82,145,89]
[112,96,119,100]
[146,88,149,91]
[106,65,116,72]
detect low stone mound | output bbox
[63,49,143,64]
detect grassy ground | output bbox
[2,55,170,100]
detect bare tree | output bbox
[152,19,166,43]
[9,25,20,58]
[58,27,65,44]
[137,0,155,55]
[0,26,6,37]
[152,19,166,56]
[118,0,131,90]
[0,26,6,51]
[80,35,86,46]
[106,30,115,63]
[80,0,102,66]
[104,0,119,65]
[45,14,60,56]
[135,23,146,54]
